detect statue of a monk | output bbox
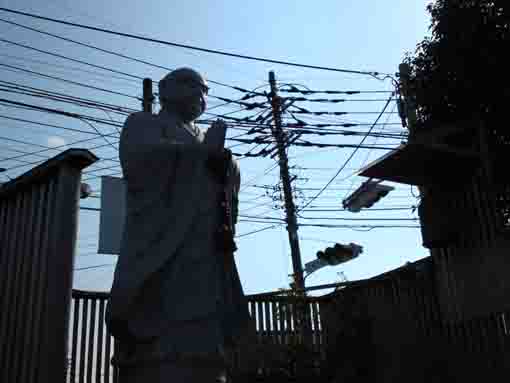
[106,68,251,383]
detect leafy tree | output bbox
[405,0,509,133]
[405,0,510,226]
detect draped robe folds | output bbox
[105,111,250,375]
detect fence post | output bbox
[0,149,97,383]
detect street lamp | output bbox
[342,179,394,212]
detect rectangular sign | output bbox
[98,176,126,255]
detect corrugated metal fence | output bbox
[0,149,97,383]
[321,257,510,382]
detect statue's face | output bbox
[159,68,209,122]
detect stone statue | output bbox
[105,68,251,382]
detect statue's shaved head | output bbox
[158,68,208,122]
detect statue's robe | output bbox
[105,111,250,380]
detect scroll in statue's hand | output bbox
[206,148,232,183]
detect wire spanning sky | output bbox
[0,0,431,294]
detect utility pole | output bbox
[269,72,313,375]
[268,71,305,292]
[142,78,154,113]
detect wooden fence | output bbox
[67,290,326,383]
[0,149,98,383]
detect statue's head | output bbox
[158,68,208,122]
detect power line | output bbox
[0,7,387,77]
[74,263,115,271]
[279,85,393,95]
[284,121,401,130]
[1,138,119,173]
[0,52,142,85]
[0,62,139,100]
[0,98,124,128]
[0,81,136,115]
[0,98,121,151]
[341,102,398,200]
[0,147,47,164]
[300,236,338,244]
[285,97,397,103]
[0,135,49,149]
[229,137,395,151]
[298,95,395,212]
[236,225,280,238]
[0,35,246,105]
[297,216,418,221]
[0,37,144,81]
[300,207,414,212]
[2,81,257,130]
[297,224,420,229]
[0,16,265,92]
[285,128,404,139]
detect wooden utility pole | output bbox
[142,78,154,113]
[268,74,313,374]
[268,71,305,292]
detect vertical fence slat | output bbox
[264,300,271,344]
[27,181,51,383]
[0,198,10,307]
[0,198,12,376]
[249,300,255,325]
[311,301,320,353]
[70,297,81,383]
[0,199,8,372]
[87,298,97,383]
[257,299,264,342]
[0,194,22,383]
[35,178,60,382]
[271,300,279,345]
[7,191,30,383]
[278,300,286,346]
[284,299,292,345]
[493,314,506,370]
[104,325,111,383]
[13,189,37,383]
[113,339,119,383]
[96,299,106,383]
[18,188,39,383]
[79,298,89,383]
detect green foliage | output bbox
[405,1,510,228]
[404,1,510,132]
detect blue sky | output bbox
[0,0,431,293]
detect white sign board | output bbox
[98,176,126,255]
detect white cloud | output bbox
[47,136,67,148]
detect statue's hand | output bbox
[204,118,228,149]
[211,118,227,131]
[206,148,232,183]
